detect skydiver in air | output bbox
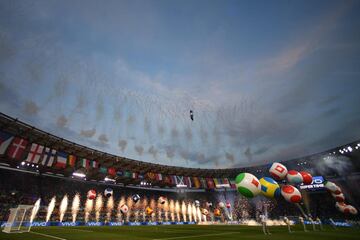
[190,110,194,121]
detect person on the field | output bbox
[299,216,308,232]
[316,217,323,231]
[329,218,337,230]
[284,216,293,233]
[260,213,271,235]
[309,217,317,231]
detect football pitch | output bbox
[0,225,359,240]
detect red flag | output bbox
[7,137,28,160]
[108,167,116,176]
[206,178,215,189]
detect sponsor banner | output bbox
[0,221,205,228]
[299,176,325,191]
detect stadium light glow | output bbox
[104,177,116,182]
[72,172,86,178]
[348,146,353,152]
[21,161,25,166]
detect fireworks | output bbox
[46,197,56,222]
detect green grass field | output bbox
[0,225,359,240]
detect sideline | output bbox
[30,231,67,240]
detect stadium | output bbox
[0,1,360,240]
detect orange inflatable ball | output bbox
[214,208,221,216]
[146,207,153,216]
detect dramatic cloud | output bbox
[80,128,96,138]
[1,1,359,168]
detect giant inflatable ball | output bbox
[87,190,96,200]
[104,188,113,198]
[324,181,342,194]
[269,162,288,180]
[299,171,313,185]
[259,177,280,198]
[331,193,345,202]
[281,185,302,203]
[120,204,128,214]
[235,173,261,198]
[286,170,303,184]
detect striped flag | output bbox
[0,131,13,155]
[155,173,163,181]
[55,152,67,168]
[90,160,98,168]
[68,155,76,167]
[40,147,56,167]
[200,178,207,189]
[132,172,138,179]
[79,158,90,169]
[26,143,44,164]
[171,175,177,185]
[184,176,192,188]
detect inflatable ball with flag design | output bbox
[235,173,261,198]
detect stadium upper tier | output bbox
[0,112,359,187]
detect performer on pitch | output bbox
[284,216,293,233]
[309,217,317,231]
[260,213,271,235]
[299,216,308,232]
[316,217,323,231]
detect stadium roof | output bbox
[1,113,360,186]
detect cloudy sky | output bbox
[1,0,360,168]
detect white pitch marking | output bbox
[30,231,67,240]
[64,227,93,232]
[152,231,239,240]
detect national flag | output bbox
[79,158,90,169]
[175,176,185,186]
[155,173,163,181]
[192,177,201,188]
[213,178,220,187]
[99,167,107,174]
[124,171,132,178]
[132,172,138,179]
[184,176,192,188]
[90,160,98,168]
[164,175,171,184]
[206,178,215,189]
[68,155,76,167]
[7,137,28,160]
[55,151,67,168]
[116,170,124,177]
[146,172,156,180]
[230,179,237,189]
[40,147,56,167]
[200,178,207,189]
[108,167,116,176]
[0,131,13,155]
[171,175,177,185]
[25,143,44,164]
[223,178,231,188]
